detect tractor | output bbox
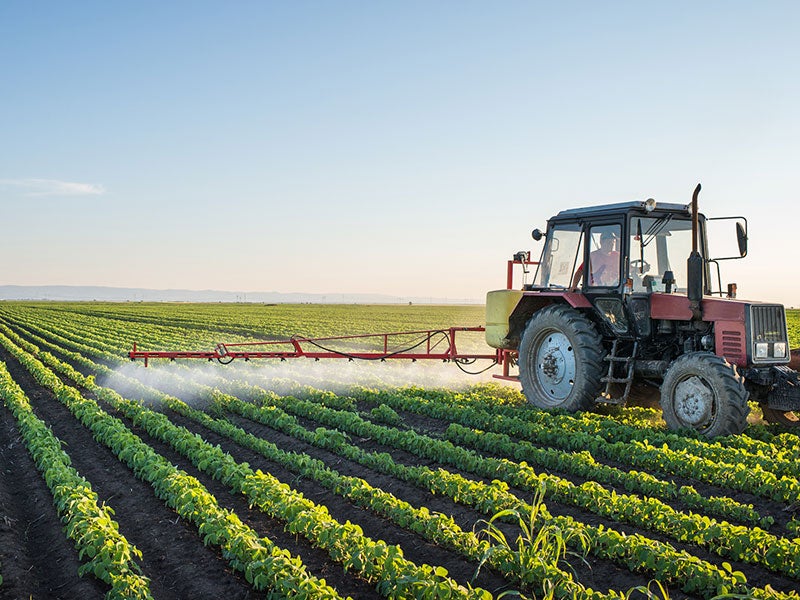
[485,184,799,436]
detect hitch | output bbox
[750,365,800,412]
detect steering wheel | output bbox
[629,259,652,289]
[630,259,651,275]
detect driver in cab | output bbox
[571,229,620,289]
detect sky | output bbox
[1,1,798,304]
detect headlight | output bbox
[755,342,769,358]
[773,342,787,358]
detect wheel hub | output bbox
[535,332,576,401]
[674,376,714,426]
[541,353,564,379]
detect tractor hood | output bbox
[651,293,790,368]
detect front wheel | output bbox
[660,353,749,437]
[518,304,605,412]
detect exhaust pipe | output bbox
[687,183,703,319]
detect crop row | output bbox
[350,387,800,504]
[117,370,602,598]
[57,324,776,600]
[4,314,796,586]
[3,306,800,598]
[237,384,800,582]
[0,325,496,599]
[12,304,798,512]
[0,330,349,599]
[5,314,771,538]
[1,318,754,598]
[2,319,596,597]
[2,316,589,598]
[0,360,153,600]
[362,385,800,480]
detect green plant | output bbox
[369,403,402,426]
[473,482,590,599]
[622,580,670,600]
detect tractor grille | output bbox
[751,305,787,342]
[750,304,789,364]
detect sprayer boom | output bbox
[129,327,501,367]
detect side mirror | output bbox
[736,222,747,257]
[531,228,544,241]
[706,215,748,261]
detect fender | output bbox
[506,291,593,349]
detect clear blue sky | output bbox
[2,2,798,304]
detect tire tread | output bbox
[660,352,750,437]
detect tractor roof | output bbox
[551,200,691,221]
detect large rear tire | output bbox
[660,352,749,437]
[518,304,605,412]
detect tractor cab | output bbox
[528,200,722,341]
[532,201,715,296]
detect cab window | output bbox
[586,224,621,287]
[533,223,583,288]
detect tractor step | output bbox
[597,340,638,405]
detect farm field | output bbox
[1,302,800,600]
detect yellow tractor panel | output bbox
[485,289,523,349]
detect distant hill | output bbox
[0,285,481,305]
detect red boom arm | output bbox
[129,327,502,367]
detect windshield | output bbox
[629,216,695,293]
[533,223,582,288]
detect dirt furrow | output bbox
[0,400,106,600]
[0,345,256,600]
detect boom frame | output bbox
[129,327,501,367]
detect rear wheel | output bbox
[518,305,605,412]
[660,352,749,437]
